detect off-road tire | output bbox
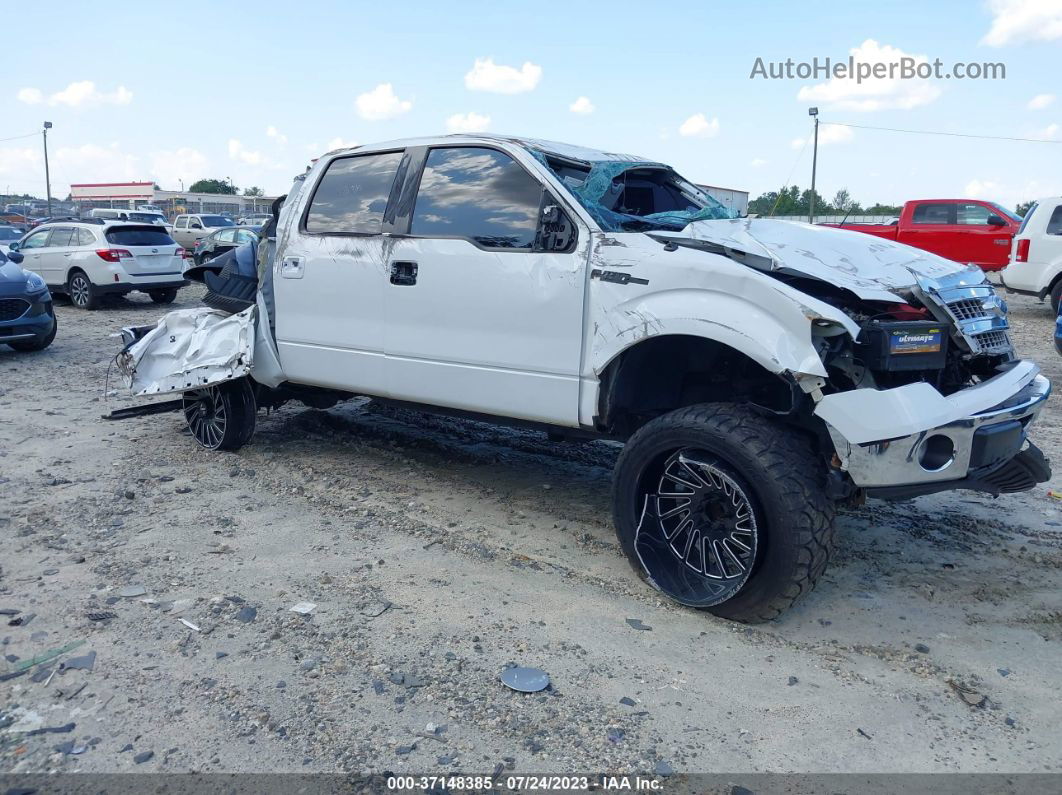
[68,270,98,310]
[181,378,257,451]
[612,403,835,623]
[149,288,178,304]
[8,310,56,352]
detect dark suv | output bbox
[0,249,56,352]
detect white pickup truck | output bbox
[116,135,1051,622]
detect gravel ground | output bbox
[1,285,1061,775]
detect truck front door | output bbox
[272,149,406,396]
[954,201,1013,271]
[381,145,586,426]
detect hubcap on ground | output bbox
[183,387,228,449]
[634,449,759,606]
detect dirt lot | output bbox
[2,285,1062,775]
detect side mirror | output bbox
[8,241,19,251]
[191,222,203,229]
[6,250,24,263]
[987,214,1006,227]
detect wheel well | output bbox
[597,335,799,437]
[66,266,88,285]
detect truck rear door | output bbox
[900,201,957,261]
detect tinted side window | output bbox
[47,228,75,247]
[912,203,955,224]
[77,228,97,246]
[1048,206,1062,236]
[411,147,543,249]
[306,151,404,234]
[1018,202,1038,234]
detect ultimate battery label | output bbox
[889,328,944,354]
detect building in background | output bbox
[70,182,277,219]
[697,184,749,216]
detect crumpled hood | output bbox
[652,217,974,302]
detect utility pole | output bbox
[808,108,818,225]
[42,121,53,216]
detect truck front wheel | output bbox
[181,378,257,451]
[612,404,835,623]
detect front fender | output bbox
[591,285,856,378]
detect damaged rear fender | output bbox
[118,306,256,396]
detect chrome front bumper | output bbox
[816,361,1051,490]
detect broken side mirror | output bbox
[536,194,576,253]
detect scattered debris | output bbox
[54,740,87,755]
[997,668,1011,677]
[654,760,674,777]
[361,599,393,619]
[118,585,147,598]
[289,602,317,615]
[25,722,76,737]
[914,643,930,654]
[179,619,201,632]
[948,680,987,708]
[86,611,117,622]
[787,676,799,686]
[625,618,652,632]
[14,639,85,672]
[607,728,625,743]
[619,697,637,706]
[61,651,96,672]
[500,666,550,693]
[234,606,257,623]
[857,728,873,740]
[133,750,154,764]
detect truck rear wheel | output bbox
[612,404,835,623]
[182,378,257,451]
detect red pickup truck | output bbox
[824,199,1022,271]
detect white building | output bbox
[70,182,277,219]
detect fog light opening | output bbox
[919,434,955,472]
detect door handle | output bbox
[390,260,418,286]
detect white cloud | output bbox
[16,87,42,104]
[18,81,133,108]
[355,83,413,121]
[791,124,854,149]
[750,158,768,167]
[326,137,359,151]
[266,125,288,145]
[678,113,720,138]
[464,57,542,94]
[982,0,1062,46]
[1028,93,1056,110]
[1034,122,1060,139]
[966,177,1062,208]
[54,143,140,182]
[569,96,595,114]
[445,111,491,133]
[149,147,209,190]
[228,139,263,165]
[796,39,942,111]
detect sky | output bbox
[4,0,1062,210]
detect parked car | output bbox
[171,214,235,249]
[238,213,271,226]
[999,197,1062,311]
[116,135,1051,622]
[824,199,1022,271]
[0,226,22,253]
[90,207,173,235]
[9,221,187,309]
[191,225,260,265]
[0,248,56,351]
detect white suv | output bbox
[1001,197,1062,311]
[11,221,188,309]
[171,214,235,249]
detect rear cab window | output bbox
[305,151,405,234]
[410,146,543,249]
[912,203,956,224]
[105,225,177,246]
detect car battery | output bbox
[860,320,949,372]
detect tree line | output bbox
[748,186,1031,218]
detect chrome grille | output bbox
[948,298,990,321]
[0,298,30,321]
[972,329,1011,352]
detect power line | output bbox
[0,131,40,143]
[823,121,1061,144]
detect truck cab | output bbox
[118,135,1052,623]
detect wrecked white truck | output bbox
[114,135,1051,622]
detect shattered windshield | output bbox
[537,153,736,232]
